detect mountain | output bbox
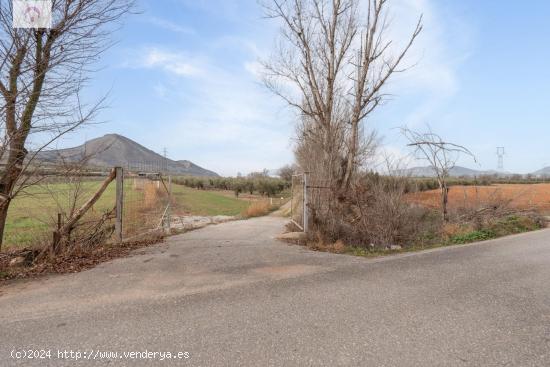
[395,165,501,178]
[37,134,219,177]
[532,167,550,177]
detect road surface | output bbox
[1,217,549,366]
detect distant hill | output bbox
[395,165,550,178]
[37,134,219,177]
[395,165,502,178]
[532,167,550,177]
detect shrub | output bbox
[242,201,272,218]
[303,170,545,253]
[488,214,543,236]
[306,173,442,250]
[449,229,496,244]
[448,214,543,245]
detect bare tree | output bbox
[261,0,422,195]
[0,0,134,249]
[278,164,295,182]
[401,126,476,221]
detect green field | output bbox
[4,180,251,249]
[171,184,250,216]
[5,181,118,248]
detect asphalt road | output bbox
[1,216,549,366]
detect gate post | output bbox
[303,172,308,233]
[115,166,124,243]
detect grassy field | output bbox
[5,181,117,248]
[3,180,253,249]
[170,184,250,216]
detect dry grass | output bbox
[242,201,273,218]
[331,240,346,253]
[305,231,347,254]
[0,234,164,282]
[142,181,164,210]
[407,184,550,214]
[441,222,467,238]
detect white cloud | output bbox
[165,62,294,175]
[126,41,294,176]
[141,48,203,77]
[121,0,472,175]
[367,0,474,156]
[244,60,263,79]
[384,0,470,98]
[145,16,195,35]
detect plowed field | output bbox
[407,184,550,213]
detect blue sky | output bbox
[56,0,550,176]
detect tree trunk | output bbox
[58,168,116,238]
[441,184,449,222]
[0,145,28,247]
[0,203,9,251]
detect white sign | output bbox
[12,0,52,29]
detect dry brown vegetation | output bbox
[142,181,166,211]
[300,172,545,255]
[306,173,442,249]
[242,201,275,218]
[407,184,550,214]
[0,234,163,281]
[0,172,174,280]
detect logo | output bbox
[12,0,52,29]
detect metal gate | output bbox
[290,173,308,232]
[122,162,172,241]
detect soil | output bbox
[407,184,550,213]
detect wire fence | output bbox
[3,162,173,250]
[5,167,116,249]
[290,173,334,233]
[123,162,172,240]
[4,162,295,250]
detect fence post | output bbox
[115,166,124,243]
[290,177,294,220]
[303,172,308,233]
[166,174,172,234]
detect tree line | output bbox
[172,176,291,198]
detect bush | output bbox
[448,214,543,245]
[305,170,544,252]
[449,229,496,244]
[307,173,442,250]
[489,214,542,236]
[242,201,273,218]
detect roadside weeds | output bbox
[281,214,546,259]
